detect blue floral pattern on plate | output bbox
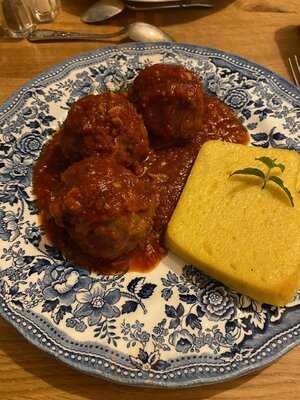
[0,43,300,388]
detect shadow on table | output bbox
[0,26,23,42]
[275,25,300,75]
[61,0,236,28]
[0,318,260,400]
[275,21,300,79]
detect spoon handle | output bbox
[27,29,127,42]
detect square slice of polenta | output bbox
[165,140,300,306]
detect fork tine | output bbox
[288,56,300,87]
[294,54,300,76]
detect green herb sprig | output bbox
[229,156,294,207]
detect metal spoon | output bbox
[81,0,124,23]
[27,22,174,42]
[81,0,213,23]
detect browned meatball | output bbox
[49,156,156,260]
[130,64,205,147]
[60,93,149,167]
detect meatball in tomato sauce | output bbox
[49,156,156,260]
[130,64,204,147]
[60,93,149,167]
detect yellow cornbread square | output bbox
[166,140,300,306]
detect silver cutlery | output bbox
[81,0,213,23]
[288,55,300,87]
[81,0,124,24]
[126,0,213,11]
[27,22,174,42]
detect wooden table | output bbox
[0,0,299,398]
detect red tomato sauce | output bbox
[33,94,249,274]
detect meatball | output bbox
[60,93,149,167]
[130,64,204,146]
[49,156,156,260]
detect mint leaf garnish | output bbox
[230,167,265,180]
[230,156,294,207]
[269,176,294,207]
[255,156,285,173]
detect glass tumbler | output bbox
[30,0,61,23]
[0,0,35,38]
